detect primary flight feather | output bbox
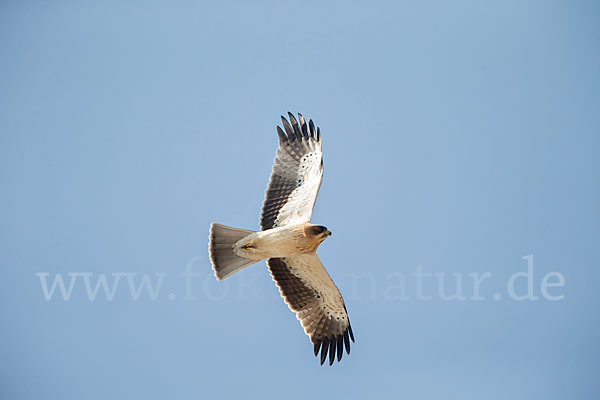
[208,112,354,366]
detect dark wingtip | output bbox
[298,113,309,138]
[308,119,316,138]
[320,342,329,365]
[287,111,297,124]
[276,126,287,142]
[280,115,294,139]
[314,332,351,365]
[348,323,355,342]
[344,330,351,355]
[329,339,336,366]
[287,112,302,140]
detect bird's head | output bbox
[306,224,332,242]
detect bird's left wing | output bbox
[260,112,323,231]
[268,254,355,365]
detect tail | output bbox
[208,223,258,280]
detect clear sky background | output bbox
[1,1,599,399]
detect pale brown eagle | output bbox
[208,112,354,365]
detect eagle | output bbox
[208,112,354,366]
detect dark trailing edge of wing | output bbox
[313,320,355,366]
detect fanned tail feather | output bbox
[208,223,257,280]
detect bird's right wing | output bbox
[260,113,323,231]
[268,254,354,365]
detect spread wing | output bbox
[260,112,323,231]
[268,254,355,365]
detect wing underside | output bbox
[260,113,323,231]
[268,254,354,365]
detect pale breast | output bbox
[236,224,318,259]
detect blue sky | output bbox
[1,1,599,399]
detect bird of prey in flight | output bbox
[208,112,354,365]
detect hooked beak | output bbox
[326,230,332,237]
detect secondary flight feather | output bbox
[208,112,354,365]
